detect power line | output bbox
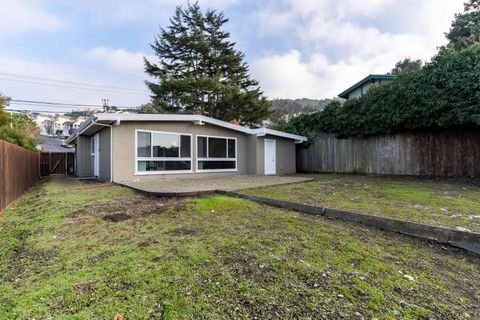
[0,72,148,92]
[10,99,104,108]
[0,76,148,95]
[0,40,146,78]
[5,108,81,114]
[8,99,139,109]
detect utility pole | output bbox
[102,98,110,112]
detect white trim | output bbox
[134,170,194,175]
[69,113,307,144]
[93,133,100,177]
[251,128,306,143]
[196,135,237,173]
[134,129,193,175]
[264,139,276,175]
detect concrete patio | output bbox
[118,173,312,196]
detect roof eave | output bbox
[337,74,397,98]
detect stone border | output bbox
[216,190,480,255]
[119,184,215,198]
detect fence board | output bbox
[0,140,40,212]
[40,152,75,176]
[297,129,480,178]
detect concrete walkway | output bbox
[118,173,311,196]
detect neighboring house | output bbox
[338,74,396,99]
[30,113,88,136]
[31,114,53,135]
[65,113,307,182]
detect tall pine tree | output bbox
[144,3,270,126]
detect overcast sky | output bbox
[0,0,464,112]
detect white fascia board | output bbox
[251,128,307,143]
[93,113,253,134]
[66,113,307,143]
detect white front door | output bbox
[93,133,100,177]
[264,139,276,175]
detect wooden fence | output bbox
[296,129,480,178]
[0,140,41,212]
[40,152,75,176]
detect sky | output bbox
[0,0,464,112]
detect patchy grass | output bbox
[0,177,479,319]
[241,174,480,232]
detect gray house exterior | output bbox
[66,114,307,182]
[338,74,396,99]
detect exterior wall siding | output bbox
[76,135,93,177]
[256,135,297,175]
[111,121,253,182]
[98,127,111,181]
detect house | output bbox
[338,74,396,99]
[30,113,89,137]
[65,113,307,182]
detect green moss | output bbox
[0,177,478,319]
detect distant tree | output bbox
[136,103,161,114]
[144,2,270,126]
[64,110,94,117]
[10,113,40,139]
[446,0,480,50]
[0,96,38,150]
[390,58,423,75]
[0,96,10,126]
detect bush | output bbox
[0,96,38,150]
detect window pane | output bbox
[208,137,227,158]
[152,132,179,157]
[180,135,191,157]
[137,132,151,157]
[198,136,207,158]
[228,139,236,158]
[198,160,236,170]
[137,161,191,171]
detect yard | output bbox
[0,177,479,319]
[242,174,480,233]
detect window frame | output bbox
[135,129,193,175]
[196,135,237,173]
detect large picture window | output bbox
[197,135,237,172]
[136,130,192,173]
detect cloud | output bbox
[250,0,464,98]
[0,0,64,35]
[84,47,155,74]
[252,50,372,99]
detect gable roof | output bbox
[65,113,307,144]
[338,74,396,99]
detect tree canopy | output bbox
[390,58,423,75]
[0,96,39,150]
[144,2,270,126]
[446,0,480,50]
